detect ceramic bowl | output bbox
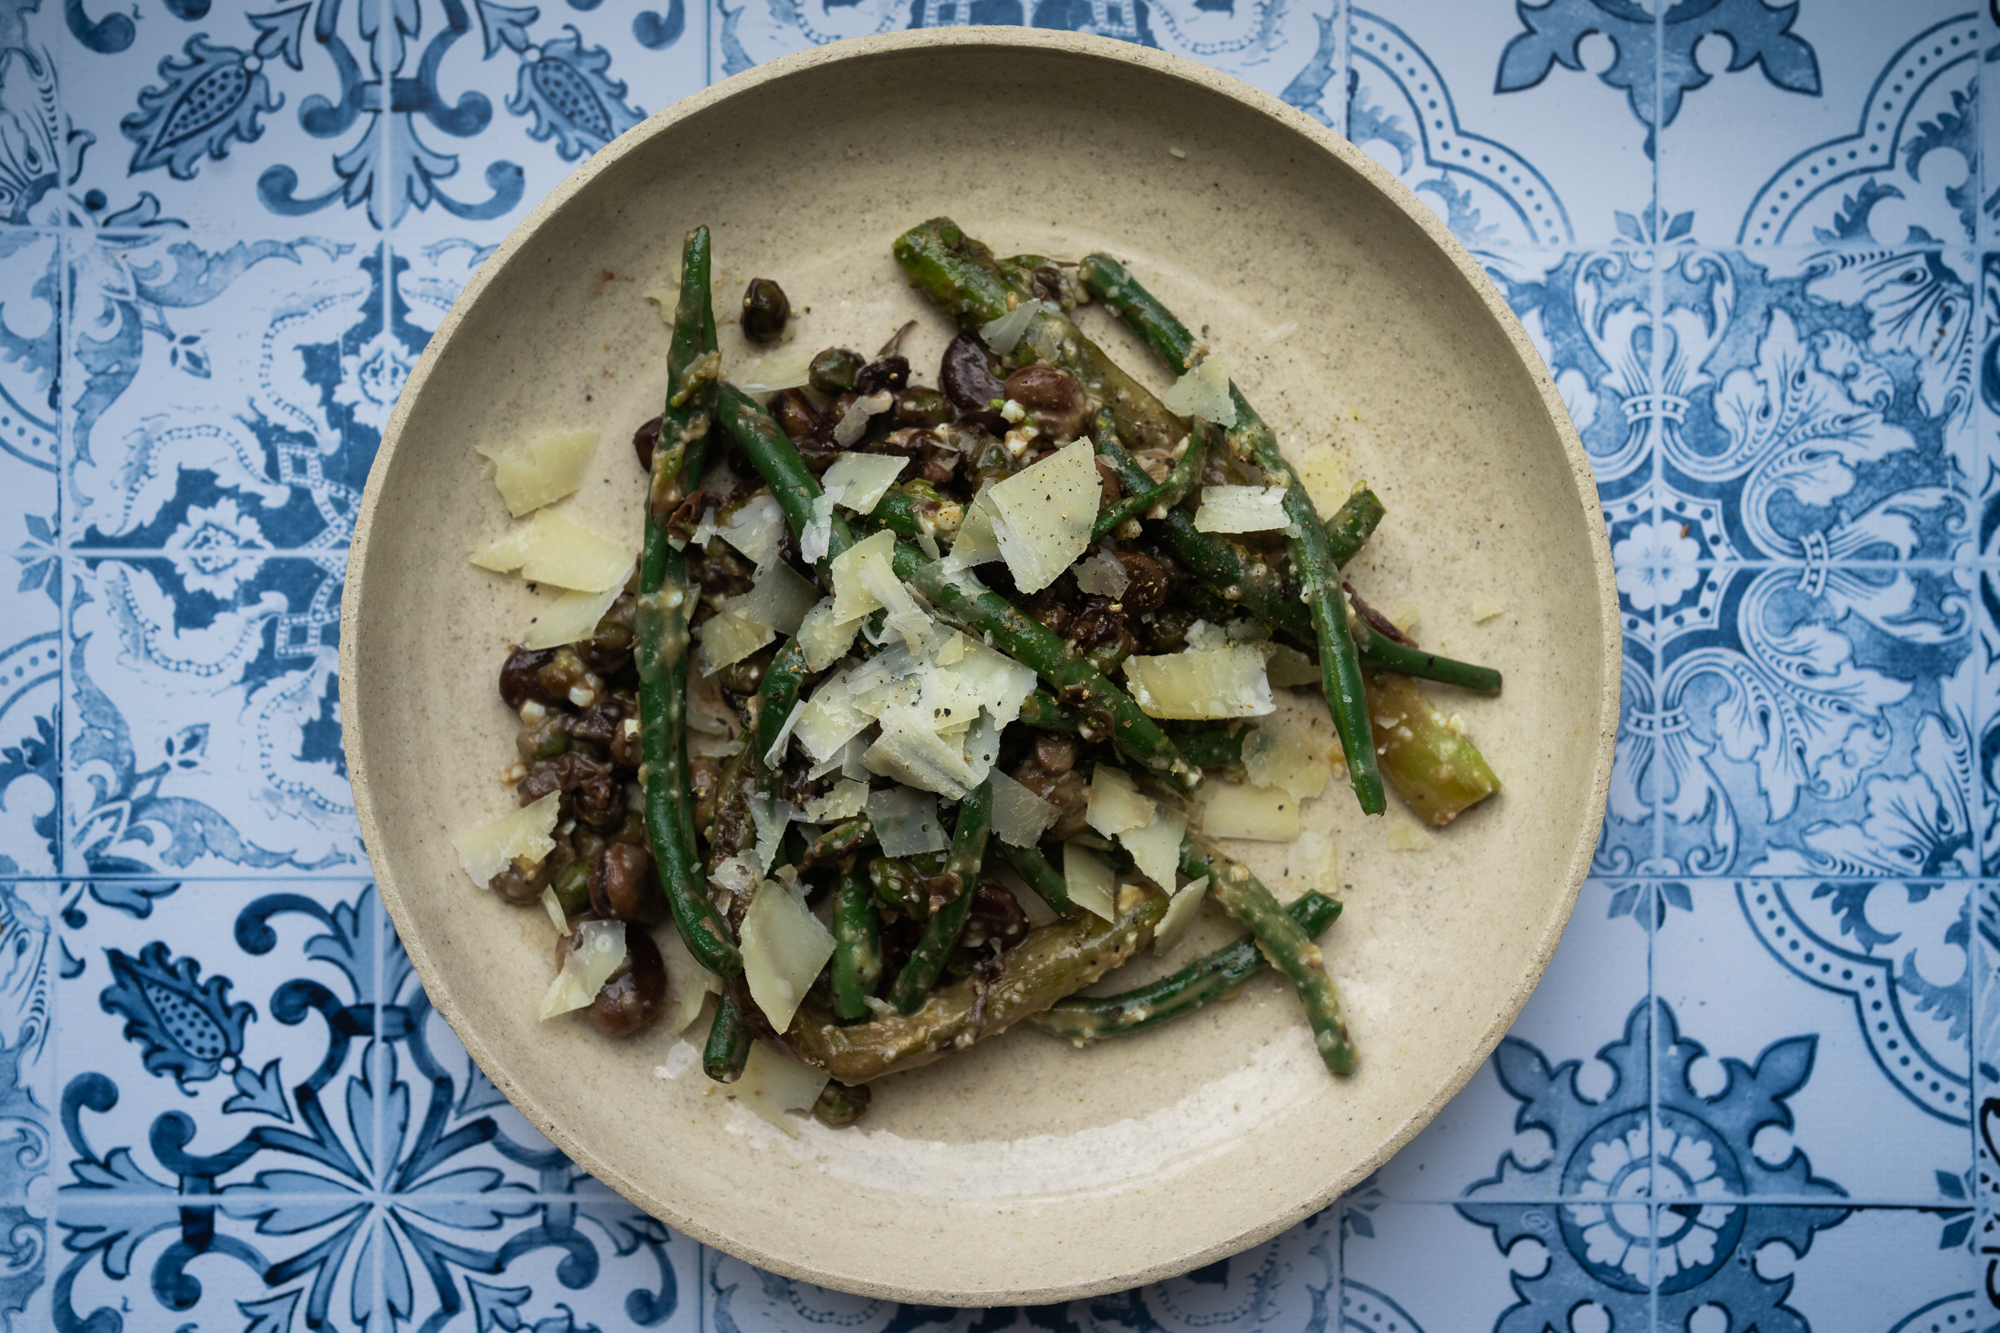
[341,26,1619,1306]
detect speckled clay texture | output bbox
[339,27,1619,1308]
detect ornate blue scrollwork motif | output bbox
[1462,1001,1848,1329]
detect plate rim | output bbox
[340,24,1621,1305]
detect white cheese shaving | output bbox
[866,786,948,857]
[522,583,623,651]
[821,452,907,516]
[1199,782,1301,841]
[1073,547,1130,598]
[538,920,626,1020]
[708,851,762,903]
[801,778,869,824]
[454,790,561,887]
[984,439,1100,594]
[659,927,718,1033]
[796,597,862,672]
[794,680,872,764]
[864,708,977,798]
[736,343,815,393]
[476,431,596,516]
[740,560,819,635]
[1159,354,1238,425]
[1120,806,1186,889]
[1153,875,1209,954]
[1297,452,1351,521]
[539,886,569,934]
[1062,843,1117,921]
[941,503,1003,573]
[1194,485,1291,534]
[800,493,837,564]
[1086,765,1155,837]
[1388,818,1428,852]
[1123,647,1275,719]
[1243,712,1335,801]
[733,1042,830,1136]
[749,791,796,874]
[740,878,836,1033]
[989,769,1057,847]
[978,299,1061,354]
[1472,598,1507,623]
[716,494,786,568]
[470,510,636,592]
[833,391,893,447]
[829,528,899,624]
[762,698,807,769]
[694,599,776,674]
[1265,644,1322,688]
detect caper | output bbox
[740,278,789,343]
[893,386,952,428]
[551,854,593,916]
[812,1081,871,1128]
[808,347,863,395]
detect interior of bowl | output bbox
[342,28,1617,1306]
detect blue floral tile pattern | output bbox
[0,0,1995,1328]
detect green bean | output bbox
[869,855,929,918]
[1078,254,1382,814]
[715,382,856,565]
[702,990,753,1083]
[888,781,993,1013]
[639,226,741,978]
[803,815,875,868]
[548,854,593,917]
[1094,428,1205,538]
[755,638,811,760]
[1163,721,1247,770]
[1183,836,1354,1073]
[781,890,1168,1084]
[831,868,883,1022]
[1324,487,1386,568]
[1028,891,1341,1041]
[993,838,1071,915]
[1017,689,1078,734]
[1353,620,1502,695]
[1367,670,1502,824]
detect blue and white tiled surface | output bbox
[0,0,1993,1328]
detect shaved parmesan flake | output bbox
[539,886,569,934]
[733,1043,830,1135]
[864,708,976,798]
[802,778,868,824]
[1194,485,1291,534]
[523,583,623,650]
[539,920,626,1020]
[833,391,892,447]
[694,599,775,674]
[1120,806,1187,888]
[1063,843,1117,921]
[829,529,899,624]
[1200,782,1300,841]
[470,510,636,592]
[1388,818,1428,852]
[1391,603,1421,634]
[476,431,596,516]
[659,928,718,1034]
[985,439,1100,594]
[1124,647,1274,719]
[455,791,561,887]
[866,786,947,857]
[1160,355,1237,426]
[709,851,761,904]
[1265,644,1321,688]
[979,299,1061,355]
[942,503,1003,573]
[741,560,819,635]
[1086,765,1155,838]
[794,684,872,764]
[936,641,1036,730]
[1297,452,1351,521]
[1286,829,1338,899]
[1073,548,1130,598]
[1472,598,1506,623]
[749,791,796,874]
[740,879,836,1033]
[797,598,862,672]
[990,770,1057,847]
[736,343,815,393]
[1154,875,1209,954]
[762,699,806,769]
[716,494,786,568]
[800,493,837,564]
[821,452,907,516]
[1243,713,1334,801]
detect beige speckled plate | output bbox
[341,27,1617,1307]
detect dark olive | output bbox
[808,347,864,395]
[1033,733,1078,775]
[940,334,1007,416]
[631,414,662,472]
[893,386,952,428]
[771,387,826,442]
[550,854,593,916]
[499,646,560,709]
[1094,457,1122,510]
[740,278,790,343]
[1012,763,1089,840]
[589,841,666,924]
[517,713,570,762]
[961,882,1028,953]
[555,924,667,1037]
[571,765,624,831]
[854,356,909,396]
[1003,365,1087,439]
[812,1081,872,1128]
[1115,551,1173,614]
